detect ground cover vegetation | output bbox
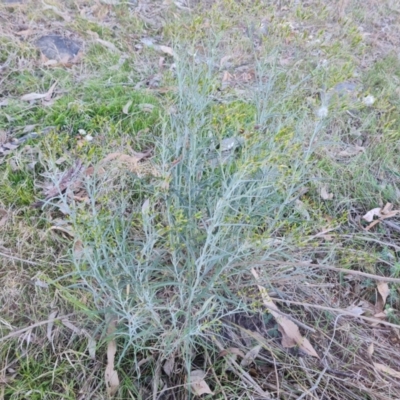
[1,0,400,398]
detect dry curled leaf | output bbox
[320,186,333,200]
[0,208,8,227]
[122,100,132,114]
[163,355,175,377]
[141,198,150,213]
[49,225,75,237]
[346,305,365,316]
[362,207,382,222]
[219,347,245,359]
[3,143,18,150]
[73,240,84,259]
[47,310,58,342]
[363,203,399,230]
[85,333,96,360]
[21,93,48,101]
[21,81,57,102]
[219,347,245,372]
[189,370,214,396]
[62,319,81,334]
[377,282,390,304]
[240,345,262,367]
[382,203,393,214]
[15,28,35,37]
[375,282,390,313]
[105,318,120,397]
[158,45,177,58]
[374,363,400,378]
[222,70,233,82]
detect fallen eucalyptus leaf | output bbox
[122,100,132,114]
[158,45,176,58]
[368,343,374,356]
[376,282,390,313]
[21,81,57,102]
[47,310,58,342]
[320,186,333,200]
[105,318,120,397]
[189,370,214,396]
[240,345,262,367]
[163,355,175,377]
[362,207,382,222]
[374,363,400,378]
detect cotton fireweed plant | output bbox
[69,53,321,374]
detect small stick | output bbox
[252,260,400,283]
[272,299,400,329]
[0,313,74,343]
[0,250,43,266]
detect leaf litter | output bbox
[20,81,57,102]
[362,203,399,230]
[46,310,58,343]
[320,186,333,200]
[375,282,390,315]
[32,147,160,209]
[374,363,400,379]
[189,370,214,396]
[122,99,132,114]
[163,354,175,377]
[240,345,262,367]
[251,268,319,358]
[105,317,120,397]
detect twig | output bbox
[0,314,74,343]
[382,219,400,233]
[298,357,315,391]
[273,357,280,398]
[272,299,400,329]
[253,260,400,283]
[0,250,43,266]
[341,234,400,252]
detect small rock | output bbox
[35,35,81,62]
